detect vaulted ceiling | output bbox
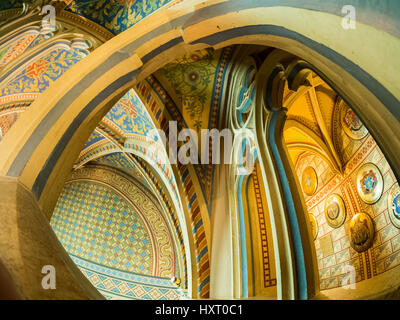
[284,72,344,173]
[65,0,173,35]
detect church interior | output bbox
[0,0,399,300]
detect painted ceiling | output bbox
[283,72,343,172]
[65,0,173,35]
[91,152,152,190]
[0,32,90,106]
[77,89,157,166]
[77,88,180,204]
[83,130,106,150]
[0,0,24,11]
[1,0,173,35]
[0,3,231,298]
[283,71,371,180]
[53,181,154,275]
[51,166,181,300]
[290,85,399,292]
[1,47,88,99]
[103,89,154,138]
[152,47,234,209]
[0,28,39,69]
[154,48,222,132]
[0,1,233,214]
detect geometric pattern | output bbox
[72,256,183,300]
[298,134,400,291]
[67,166,178,278]
[77,87,182,215]
[51,181,154,275]
[2,3,183,300]
[104,89,154,138]
[75,142,119,168]
[0,31,38,68]
[131,155,188,286]
[135,80,211,297]
[123,140,179,200]
[50,165,184,299]
[177,162,210,297]
[92,152,151,190]
[0,112,19,139]
[0,47,88,105]
[83,130,106,150]
[147,48,236,295]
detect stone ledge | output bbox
[0,176,104,300]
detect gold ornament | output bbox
[324,194,347,228]
[309,214,318,240]
[387,184,400,229]
[302,166,318,196]
[349,212,375,253]
[356,163,384,204]
[340,102,368,140]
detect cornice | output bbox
[57,9,114,43]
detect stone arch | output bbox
[0,1,399,299]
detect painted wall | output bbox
[0,22,90,140]
[66,0,173,35]
[296,122,400,291]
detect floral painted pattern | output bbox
[0,32,39,68]
[0,47,88,99]
[104,89,154,137]
[158,49,218,131]
[66,0,172,35]
[83,130,106,149]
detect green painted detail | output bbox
[0,46,10,61]
[158,49,219,132]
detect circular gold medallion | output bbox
[387,184,400,229]
[356,163,384,204]
[349,212,375,253]
[324,194,346,228]
[302,166,318,196]
[340,103,368,140]
[309,214,318,240]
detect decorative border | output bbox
[72,255,181,300]
[58,10,114,42]
[252,167,276,288]
[68,166,177,278]
[136,77,211,297]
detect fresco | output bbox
[83,130,106,150]
[92,152,152,190]
[66,0,173,35]
[0,31,39,68]
[0,47,88,104]
[104,89,154,137]
[152,47,233,214]
[51,166,181,299]
[296,136,400,290]
[155,48,221,132]
[0,0,25,11]
[52,181,154,275]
